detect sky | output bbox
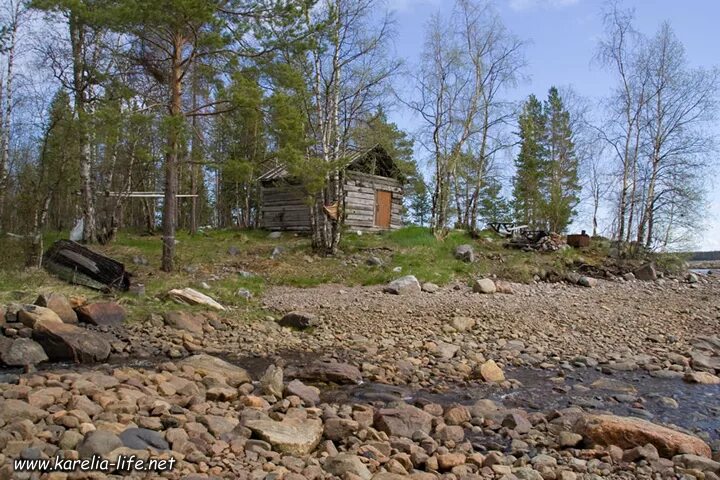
[382,0,720,250]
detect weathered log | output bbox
[42,240,130,291]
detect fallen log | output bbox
[42,240,130,291]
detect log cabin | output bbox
[258,145,404,232]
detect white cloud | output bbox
[508,0,580,12]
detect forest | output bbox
[0,0,717,271]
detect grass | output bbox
[0,226,611,322]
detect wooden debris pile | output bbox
[42,240,130,291]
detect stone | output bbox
[285,380,320,405]
[0,338,48,367]
[673,454,720,473]
[268,231,282,239]
[236,288,252,300]
[0,399,46,422]
[163,311,205,335]
[472,278,496,294]
[35,293,77,324]
[558,431,583,448]
[244,417,323,456]
[324,453,371,479]
[202,415,239,437]
[74,302,126,326]
[166,288,226,311]
[278,312,318,329]
[384,275,421,295]
[17,305,63,329]
[691,352,720,371]
[451,316,475,332]
[495,281,514,294]
[455,244,474,263]
[578,276,597,288]
[574,414,711,458]
[324,417,360,441]
[634,263,657,281]
[32,319,111,363]
[623,272,636,281]
[260,364,284,397]
[366,256,384,266]
[683,371,720,385]
[77,430,123,458]
[59,430,84,450]
[503,413,532,434]
[421,282,439,293]
[178,354,251,386]
[686,272,699,284]
[438,453,466,471]
[290,361,362,385]
[374,404,433,437]
[119,428,169,451]
[478,360,505,382]
[444,405,471,426]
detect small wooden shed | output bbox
[258,145,404,232]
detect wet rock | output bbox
[34,293,77,324]
[455,244,475,263]
[167,288,226,311]
[384,276,421,295]
[0,337,48,367]
[472,278,496,294]
[574,414,712,458]
[684,371,720,385]
[18,305,63,329]
[163,311,205,335]
[324,453,371,479]
[285,380,320,405]
[634,264,657,281]
[74,302,126,326]
[32,319,111,363]
[290,361,362,385]
[119,428,169,451]
[374,404,433,437]
[77,430,123,458]
[260,364,284,397]
[278,311,318,330]
[478,360,505,382]
[178,354,251,386]
[244,417,323,456]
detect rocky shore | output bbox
[0,273,719,479]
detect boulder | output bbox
[77,430,123,459]
[178,354,251,386]
[35,293,77,324]
[673,454,720,473]
[324,453,372,479]
[119,428,169,451]
[166,288,226,311]
[0,337,48,367]
[75,302,126,326]
[478,360,505,382]
[683,371,720,385]
[574,414,711,458]
[17,305,63,329]
[374,404,433,437]
[278,311,318,329]
[244,417,323,456]
[383,275,421,295]
[289,361,362,385]
[285,379,320,405]
[260,364,284,397]
[472,278,496,294]
[162,311,205,334]
[455,244,475,263]
[634,263,657,281]
[32,319,111,363]
[0,399,47,422]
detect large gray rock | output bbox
[472,278,497,294]
[290,361,362,385]
[119,428,169,451]
[77,430,123,458]
[245,417,323,456]
[324,453,372,479]
[374,404,433,437]
[0,337,48,366]
[634,263,657,281]
[178,354,251,386]
[35,293,77,324]
[32,319,111,363]
[285,380,320,405]
[383,275,421,295]
[278,311,318,329]
[455,244,475,263]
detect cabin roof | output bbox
[258,145,403,182]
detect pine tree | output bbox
[543,87,579,233]
[513,95,546,229]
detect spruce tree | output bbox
[513,95,546,229]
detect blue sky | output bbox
[383,0,720,250]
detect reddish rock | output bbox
[374,404,433,437]
[162,311,205,334]
[75,302,126,326]
[35,293,78,324]
[289,361,362,385]
[574,414,711,458]
[32,319,111,363]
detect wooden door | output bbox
[375,190,392,228]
